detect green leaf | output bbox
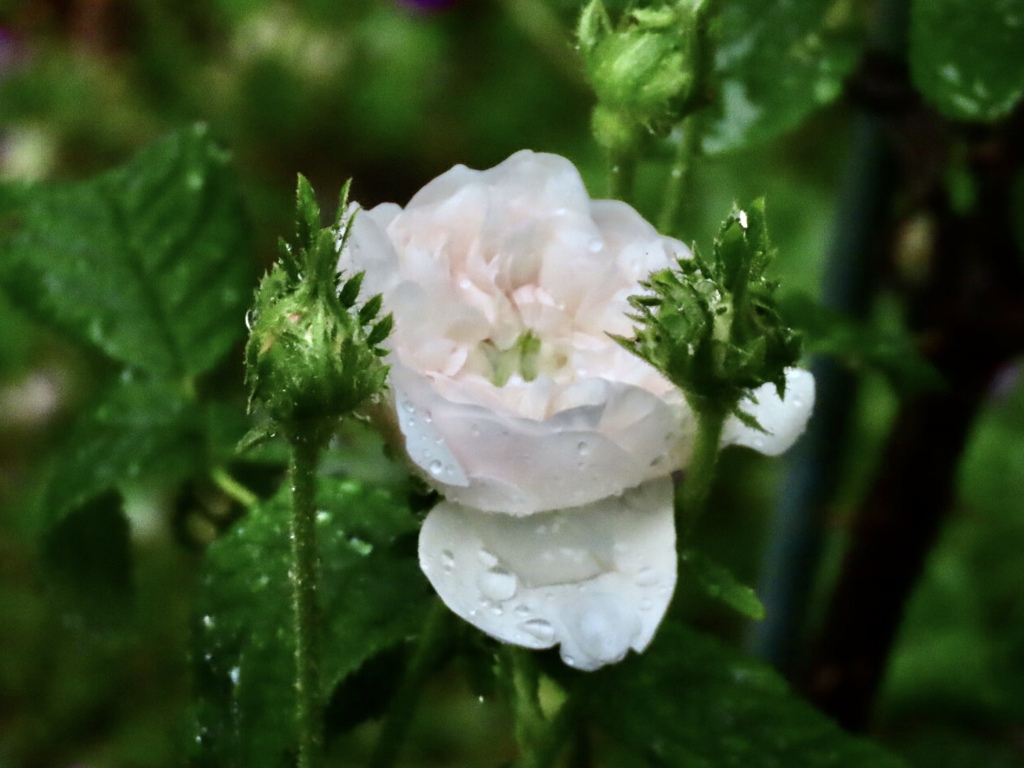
[43,377,206,528]
[41,492,134,631]
[704,0,862,153]
[910,0,1024,122]
[187,477,432,767]
[779,292,944,396]
[681,549,766,620]
[588,621,909,768]
[0,125,253,377]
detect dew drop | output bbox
[429,459,444,476]
[636,567,659,587]
[229,666,240,685]
[244,309,256,331]
[514,604,531,617]
[477,549,499,567]
[470,423,481,437]
[202,615,215,629]
[520,618,555,643]
[401,399,416,414]
[793,396,804,408]
[441,550,455,573]
[478,568,518,602]
[576,441,590,457]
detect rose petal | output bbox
[419,478,676,671]
[722,367,816,456]
[391,363,685,514]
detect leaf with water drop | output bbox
[187,477,433,766]
[0,125,253,377]
[910,0,1024,122]
[703,0,862,153]
[587,620,909,768]
[682,549,766,621]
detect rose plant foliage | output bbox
[340,151,815,670]
[8,0,1009,763]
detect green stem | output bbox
[678,401,727,539]
[289,430,328,768]
[368,601,451,768]
[493,0,587,87]
[505,647,550,768]
[657,117,700,237]
[209,466,259,508]
[606,151,637,203]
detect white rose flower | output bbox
[341,150,815,670]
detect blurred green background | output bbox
[0,1,1021,766]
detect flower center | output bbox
[480,330,541,386]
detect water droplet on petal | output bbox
[514,604,531,617]
[478,568,518,602]
[477,549,499,567]
[520,618,555,643]
[441,550,455,573]
[636,567,659,587]
[577,441,590,457]
[429,459,444,476]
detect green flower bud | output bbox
[579,0,696,136]
[244,177,391,433]
[615,199,802,421]
[591,103,643,155]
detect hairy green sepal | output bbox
[616,199,801,421]
[244,177,391,434]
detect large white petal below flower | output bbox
[419,478,676,671]
[722,367,816,456]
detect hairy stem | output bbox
[678,402,727,539]
[289,430,328,768]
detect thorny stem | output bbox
[289,428,329,768]
[368,601,451,768]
